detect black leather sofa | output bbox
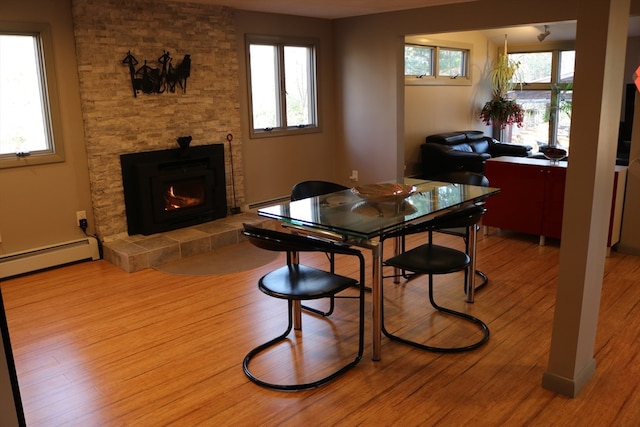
[420,130,531,179]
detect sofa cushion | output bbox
[450,143,473,153]
[469,139,490,153]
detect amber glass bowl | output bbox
[351,183,417,203]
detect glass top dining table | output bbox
[258,177,500,360]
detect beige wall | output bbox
[234,11,339,204]
[333,22,406,185]
[0,0,92,254]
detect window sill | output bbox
[405,76,471,86]
[0,152,65,169]
[250,126,321,139]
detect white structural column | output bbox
[542,0,631,397]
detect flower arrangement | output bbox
[479,97,524,129]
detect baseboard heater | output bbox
[0,237,100,280]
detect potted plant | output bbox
[479,36,524,136]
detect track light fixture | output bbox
[537,25,550,42]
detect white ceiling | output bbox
[177,0,640,44]
[176,0,473,19]
[479,18,640,45]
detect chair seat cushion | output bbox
[259,264,358,300]
[384,244,470,275]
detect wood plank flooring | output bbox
[2,229,640,426]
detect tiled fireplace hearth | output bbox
[103,213,275,273]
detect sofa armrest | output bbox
[421,143,487,178]
[490,141,531,157]
[438,150,488,173]
[446,150,491,161]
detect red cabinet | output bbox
[541,166,566,239]
[483,156,626,248]
[483,159,550,236]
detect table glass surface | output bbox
[258,178,500,241]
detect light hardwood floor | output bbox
[2,229,640,426]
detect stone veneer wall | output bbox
[71,0,243,240]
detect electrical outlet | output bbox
[76,210,87,226]
[350,170,358,181]
[0,231,2,243]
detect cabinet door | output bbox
[541,167,566,239]
[484,161,545,235]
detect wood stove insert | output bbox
[120,144,227,235]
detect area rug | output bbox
[154,241,279,276]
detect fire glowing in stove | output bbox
[164,184,205,211]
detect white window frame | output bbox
[404,38,472,86]
[508,41,575,151]
[246,34,319,139]
[0,22,64,168]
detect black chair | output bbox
[290,180,351,316]
[242,223,365,391]
[431,171,490,296]
[389,172,489,300]
[381,205,490,353]
[291,180,349,202]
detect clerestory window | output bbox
[404,39,472,86]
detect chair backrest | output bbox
[291,181,349,201]
[429,204,486,229]
[243,223,359,257]
[382,204,486,241]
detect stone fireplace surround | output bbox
[71,0,248,270]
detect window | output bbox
[437,48,467,78]
[0,23,63,167]
[404,39,471,86]
[247,35,318,138]
[404,44,433,77]
[508,49,574,152]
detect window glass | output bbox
[247,36,318,137]
[0,24,63,168]
[284,46,313,127]
[249,44,278,130]
[559,50,575,83]
[404,44,433,76]
[438,48,465,77]
[509,52,552,84]
[0,34,50,155]
[510,89,552,148]
[507,49,574,153]
[556,89,572,147]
